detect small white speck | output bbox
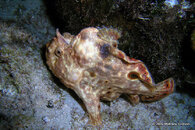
[164,0,179,7]
[42,116,50,123]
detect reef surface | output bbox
[0,0,194,129]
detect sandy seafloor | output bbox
[0,0,194,129]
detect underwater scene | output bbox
[0,0,194,129]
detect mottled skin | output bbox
[46,27,174,125]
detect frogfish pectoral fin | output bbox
[140,78,174,102]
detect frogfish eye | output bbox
[55,47,62,57]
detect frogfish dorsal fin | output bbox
[97,27,121,42]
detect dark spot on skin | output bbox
[98,104,100,110]
[104,80,109,84]
[100,44,110,58]
[107,88,112,91]
[128,72,140,79]
[107,91,111,94]
[112,43,117,48]
[166,82,169,88]
[89,71,96,77]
